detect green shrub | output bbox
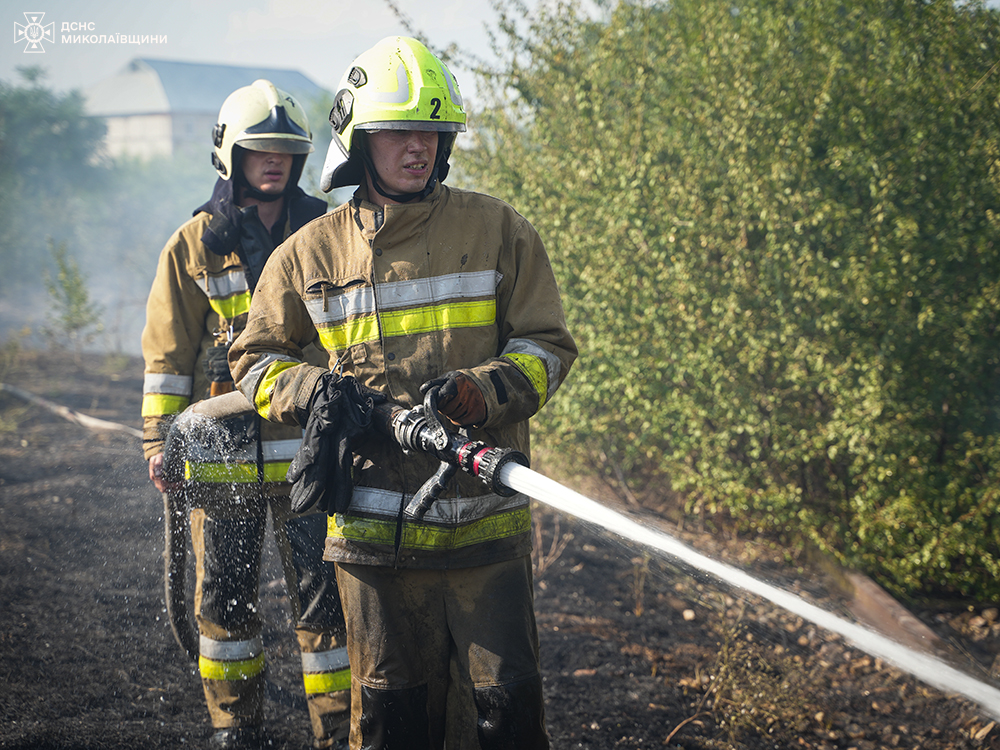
[464,0,1000,599]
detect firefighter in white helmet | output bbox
[230,39,577,748]
[141,79,350,750]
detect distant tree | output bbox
[0,66,106,189]
[0,67,231,354]
[464,0,1000,599]
[0,67,106,292]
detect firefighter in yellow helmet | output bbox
[230,39,577,748]
[141,80,351,750]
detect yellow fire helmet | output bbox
[320,36,467,198]
[212,79,314,182]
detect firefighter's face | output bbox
[241,149,292,195]
[366,129,438,204]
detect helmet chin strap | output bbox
[236,172,285,203]
[360,149,440,204]
[356,132,453,204]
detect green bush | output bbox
[463,0,1000,599]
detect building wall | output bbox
[101,112,217,160]
[103,114,173,160]
[171,113,218,157]
[86,58,327,163]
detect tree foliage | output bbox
[0,67,108,289]
[462,0,1000,598]
[0,66,106,189]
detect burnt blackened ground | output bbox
[1,350,998,749]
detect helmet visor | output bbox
[236,102,314,154]
[236,135,314,155]
[356,120,466,134]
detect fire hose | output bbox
[160,385,1000,721]
[160,384,527,661]
[9,374,1000,718]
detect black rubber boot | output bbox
[475,674,549,750]
[358,684,430,749]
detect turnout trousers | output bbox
[190,491,350,746]
[336,556,549,750]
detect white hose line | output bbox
[0,382,142,438]
[8,378,994,716]
[503,463,1000,720]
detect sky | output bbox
[2,0,503,98]
[8,0,996,105]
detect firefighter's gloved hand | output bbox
[287,372,386,515]
[419,371,486,427]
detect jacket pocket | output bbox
[303,277,378,352]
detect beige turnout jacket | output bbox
[230,183,577,569]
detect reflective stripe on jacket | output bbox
[230,183,577,569]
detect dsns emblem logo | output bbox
[15,12,54,53]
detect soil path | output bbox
[1,351,998,749]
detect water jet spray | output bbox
[165,388,1000,721]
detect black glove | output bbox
[287,372,386,515]
[419,371,486,426]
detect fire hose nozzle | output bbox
[455,442,528,497]
[373,389,529,521]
